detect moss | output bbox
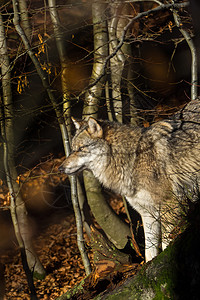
[94,244,178,300]
[33,270,46,280]
[58,201,200,300]
[57,243,178,300]
[151,247,177,299]
[146,246,177,299]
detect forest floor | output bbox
[2,205,141,300]
[0,158,142,299]
[3,211,87,299]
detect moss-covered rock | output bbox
[57,201,200,300]
[94,213,200,300]
[93,243,178,300]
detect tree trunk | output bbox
[0,11,45,280]
[82,0,131,250]
[83,0,109,118]
[48,0,91,275]
[107,2,126,123]
[48,0,71,136]
[172,5,198,101]
[18,0,31,41]
[83,171,131,249]
[107,2,139,124]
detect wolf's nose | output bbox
[58,165,65,173]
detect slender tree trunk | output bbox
[18,0,31,41]
[127,65,139,125]
[172,5,198,100]
[83,0,109,118]
[107,2,126,123]
[12,0,91,276]
[105,81,114,121]
[48,0,71,136]
[48,0,91,275]
[82,0,131,249]
[59,121,91,275]
[107,2,139,124]
[0,12,45,281]
[1,110,39,299]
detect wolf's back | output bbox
[162,99,200,192]
[173,98,200,122]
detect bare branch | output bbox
[0,12,41,299]
[78,1,189,98]
[48,0,91,275]
[172,2,198,100]
[12,0,91,276]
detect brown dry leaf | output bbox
[2,157,142,299]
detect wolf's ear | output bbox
[88,118,103,138]
[72,117,81,130]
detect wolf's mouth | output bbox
[66,165,86,175]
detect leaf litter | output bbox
[0,158,141,299]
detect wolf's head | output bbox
[59,117,109,175]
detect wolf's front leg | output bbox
[141,213,161,262]
[127,192,161,262]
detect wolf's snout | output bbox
[58,164,65,173]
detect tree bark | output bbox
[82,0,131,250]
[0,11,45,280]
[18,0,31,41]
[48,0,91,275]
[11,0,91,276]
[83,0,109,118]
[83,171,131,249]
[48,0,71,136]
[172,4,198,101]
[107,2,126,123]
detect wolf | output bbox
[59,99,200,262]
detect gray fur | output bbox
[59,99,200,261]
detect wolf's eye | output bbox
[77,146,84,152]
[77,145,90,152]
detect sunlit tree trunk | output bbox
[107,2,139,124]
[48,0,71,137]
[107,2,125,123]
[83,0,108,118]
[127,63,139,125]
[18,0,31,41]
[82,0,131,249]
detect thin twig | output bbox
[78,1,189,100]
[12,0,91,276]
[172,1,198,100]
